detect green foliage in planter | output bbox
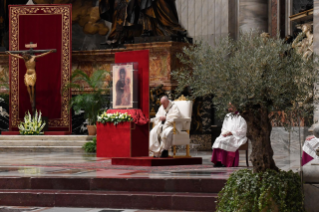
[0,94,9,105]
[97,111,133,125]
[216,169,304,212]
[18,110,46,135]
[66,69,110,125]
[82,137,96,153]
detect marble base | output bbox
[303,158,319,183]
[190,134,212,151]
[304,184,319,212]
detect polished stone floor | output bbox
[0,144,301,179]
[0,135,304,211]
[0,207,194,212]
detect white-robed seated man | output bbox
[211,103,247,167]
[150,96,182,158]
[302,125,319,166]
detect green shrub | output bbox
[216,169,305,212]
[83,137,96,153]
[0,94,9,105]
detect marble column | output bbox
[270,0,278,37]
[229,0,269,39]
[239,0,268,34]
[313,0,319,126]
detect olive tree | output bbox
[172,33,319,173]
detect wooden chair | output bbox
[238,141,249,167]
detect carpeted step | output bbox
[0,177,227,194]
[0,189,218,211]
[0,135,95,140]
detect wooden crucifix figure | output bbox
[6,42,56,115]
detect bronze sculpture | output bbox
[99,0,187,44]
[6,48,55,112]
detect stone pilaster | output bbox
[313,0,319,126]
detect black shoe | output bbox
[160,150,169,158]
[213,162,222,167]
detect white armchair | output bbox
[151,95,193,158]
[171,96,193,157]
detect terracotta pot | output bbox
[87,125,97,135]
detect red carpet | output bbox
[112,157,202,166]
[2,131,70,135]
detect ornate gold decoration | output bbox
[186,144,190,157]
[173,145,177,157]
[175,95,188,101]
[173,122,176,134]
[10,5,71,129]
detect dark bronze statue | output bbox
[99,0,187,44]
[0,0,29,49]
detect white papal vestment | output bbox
[150,101,181,157]
[212,113,248,152]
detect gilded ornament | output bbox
[9,5,71,128]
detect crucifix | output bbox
[6,42,56,115]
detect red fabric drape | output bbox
[9,5,72,132]
[107,109,149,125]
[18,14,62,119]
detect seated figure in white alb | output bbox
[302,125,319,166]
[150,96,182,158]
[211,103,247,167]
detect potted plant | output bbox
[172,32,317,211]
[66,69,110,135]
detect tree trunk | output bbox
[241,108,279,173]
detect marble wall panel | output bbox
[270,0,278,37]
[179,0,189,30]
[214,0,222,43]
[176,0,269,45]
[221,0,229,34]
[176,0,230,46]
[238,0,268,34]
[201,0,209,43]
[313,0,319,124]
[187,0,195,38]
[208,0,216,47]
[194,0,202,38]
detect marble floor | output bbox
[0,207,194,212]
[0,145,301,179]
[0,138,303,212]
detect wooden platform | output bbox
[112,157,202,166]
